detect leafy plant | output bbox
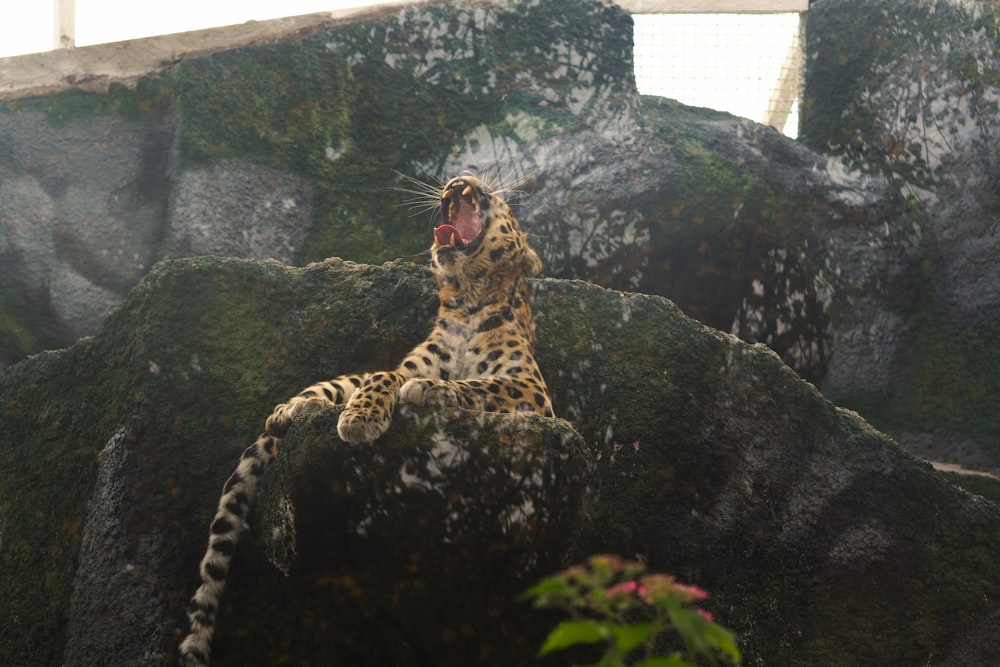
[522,555,740,667]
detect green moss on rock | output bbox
[214,406,589,665]
[802,0,982,183]
[803,0,1000,456]
[3,256,1000,666]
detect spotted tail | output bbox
[178,430,280,666]
[178,379,359,665]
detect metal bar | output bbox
[615,0,808,13]
[763,12,805,133]
[54,0,76,49]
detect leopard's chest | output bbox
[430,309,528,380]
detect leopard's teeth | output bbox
[441,189,453,200]
[449,232,457,247]
[462,184,473,197]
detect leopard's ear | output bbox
[523,246,542,277]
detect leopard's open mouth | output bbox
[434,179,485,252]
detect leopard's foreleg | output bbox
[336,371,408,443]
[266,376,364,435]
[399,376,553,417]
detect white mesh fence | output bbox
[632,13,804,137]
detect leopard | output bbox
[179,172,554,666]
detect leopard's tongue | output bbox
[434,224,463,247]
[436,188,482,247]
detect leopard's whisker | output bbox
[461,164,537,204]
[392,171,446,219]
[395,247,434,260]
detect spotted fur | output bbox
[179,173,553,665]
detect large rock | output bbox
[63,405,589,666]
[0,0,905,398]
[23,0,995,481]
[0,109,173,355]
[1,256,998,666]
[803,0,1000,471]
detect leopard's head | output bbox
[430,173,541,289]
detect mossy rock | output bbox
[0,0,898,396]
[213,406,589,664]
[803,0,1000,462]
[2,255,999,665]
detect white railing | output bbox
[616,0,806,12]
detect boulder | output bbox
[803,0,1000,473]
[1,256,998,666]
[0,108,173,355]
[1,0,905,400]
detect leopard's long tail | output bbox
[178,383,358,665]
[178,430,280,666]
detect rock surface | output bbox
[1,256,999,666]
[0,0,902,398]
[0,109,173,352]
[13,0,994,475]
[803,0,1000,473]
[1,2,1000,661]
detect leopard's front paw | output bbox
[337,406,391,444]
[265,403,294,437]
[399,378,460,407]
[266,397,330,437]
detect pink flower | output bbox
[671,582,709,601]
[634,574,675,603]
[697,608,715,622]
[604,580,644,599]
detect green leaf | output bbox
[609,622,660,654]
[520,576,575,601]
[633,654,696,667]
[521,575,585,610]
[666,602,742,663]
[665,603,712,656]
[702,622,742,662]
[538,619,612,656]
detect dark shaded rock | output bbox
[219,406,590,665]
[63,425,173,666]
[2,256,999,666]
